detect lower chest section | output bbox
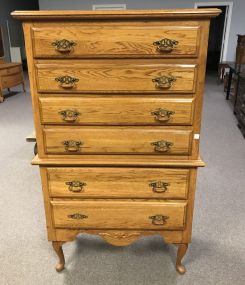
[42,166,196,235]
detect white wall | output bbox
[38,0,245,61]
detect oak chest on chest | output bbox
[12,8,220,274]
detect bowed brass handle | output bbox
[153,38,179,52]
[52,39,76,53]
[62,140,82,152]
[65,181,87,192]
[149,215,169,226]
[59,110,81,122]
[55,76,79,89]
[149,181,170,193]
[151,140,173,152]
[151,108,175,122]
[152,75,176,89]
[67,213,88,220]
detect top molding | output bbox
[11,8,221,20]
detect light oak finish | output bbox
[32,23,200,58]
[43,126,193,155]
[51,200,187,230]
[39,96,195,126]
[52,241,65,272]
[55,229,184,245]
[33,155,205,168]
[11,9,221,20]
[13,8,220,275]
[47,167,189,199]
[36,61,197,93]
[176,243,188,274]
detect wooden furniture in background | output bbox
[236,35,245,64]
[234,65,245,137]
[219,60,245,138]
[0,62,25,102]
[0,26,25,102]
[12,8,220,274]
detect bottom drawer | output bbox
[1,72,23,88]
[51,200,187,230]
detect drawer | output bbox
[51,200,187,230]
[1,73,23,89]
[47,167,189,199]
[32,23,200,58]
[39,97,194,126]
[36,60,197,93]
[0,65,22,76]
[43,126,192,155]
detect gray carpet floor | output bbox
[0,73,244,285]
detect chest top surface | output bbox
[11,8,220,20]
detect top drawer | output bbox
[0,65,22,76]
[31,22,200,58]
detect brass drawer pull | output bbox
[66,181,87,192]
[149,215,169,226]
[52,39,76,53]
[151,108,175,122]
[67,213,88,220]
[62,140,82,152]
[58,110,81,122]
[152,75,176,89]
[55,76,79,89]
[151,140,173,152]
[149,181,170,193]
[153,38,179,52]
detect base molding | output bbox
[54,229,185,245]
[51,230,189,274]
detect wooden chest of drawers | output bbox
[12,9,220,274]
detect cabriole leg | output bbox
[52,241,65,272]
[176,243,188,274]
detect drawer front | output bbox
[44,127,192,155]
[1,73,23,89]
[47,167,189,199]
[32,23,199,58]
[36,61,197,93]
[39,97,194,126]
[51,200,187,230]
[0,65,22,76]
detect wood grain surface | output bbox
[47,167,189,199]
[35,155,205,167]
[32,23,199,58]
[36,60,197,93]
[0,65,22,76]
[1,72,23,89]
[11,9,221,20]
[39,96,194,125]
[14,9,220,273]
[43,126,193,155]
[51,200,187,230]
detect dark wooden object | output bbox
[236,35,245,64]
